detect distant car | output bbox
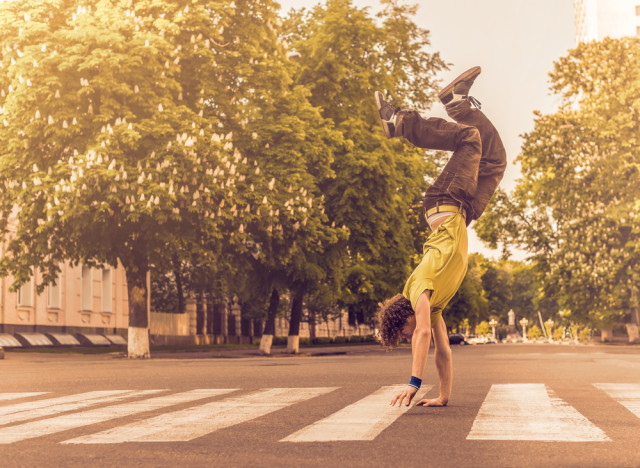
[448,333,467,345]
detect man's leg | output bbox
[417,317,452,406]
[436,65,506,219]
[445,100,507,220]
[374,92,482,212]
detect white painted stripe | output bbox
[0,389,232,444]
[281,385,431,442]
[0,393,49,402]
[594,383,640,418]
[467,384,609,442]
[68,387,337,443]
[0,390,155,426]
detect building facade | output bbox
[575,0,640,42]
[0,246,130,336]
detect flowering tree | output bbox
[475,37,640,341]
[285,0,447,327]
[0,0,255,357]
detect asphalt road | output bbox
[1,343,639,468]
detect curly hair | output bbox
[375,294,414,349]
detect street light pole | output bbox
[519,317,529,342]
[489,318,498,341]
[546,319,555,342]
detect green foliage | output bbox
[578,327,591,343]
[0,0,246,295]
[475,320,491,336]
[481,262,511,316]
[475,37,640,331]
[285,0,447,324]
[528,324,542,340]
[553,326,564,340]
[444,254,488,328]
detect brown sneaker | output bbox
[438,66,481,108]
[374,91,397,139]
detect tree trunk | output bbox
[309,308,316,342]
[287,286,304,353]
[260,288,279,355]
[600,327,613,342]
[196,291,205,336]
[125,265,150,358]
[172,255,185,314]
[206,294,214,335]
[626,305,640,344]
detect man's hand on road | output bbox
[390,386,417,407]
[416,396,448,407]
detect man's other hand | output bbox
[390,386,417,407]
[416,397,448,407]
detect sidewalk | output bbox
[149,343,387,359]
[3,342,389,359]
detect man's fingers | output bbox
[405,393,414,406]
[415,398,446,407]
[390,394,400,406]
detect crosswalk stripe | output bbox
[594,383,640,419]
[64,387,338,443]
[0,393,49,402]
[0,389,233,444]
[281,385,431,442]
[466,383,610,442]
[0,390,160,426]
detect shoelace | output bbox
[468,96,482,110]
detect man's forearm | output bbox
[435,348,452,401]
[411,330,431,379]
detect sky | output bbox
[277,0,577,260]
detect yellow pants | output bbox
[402,213,468,325]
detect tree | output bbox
[0,0,249,357]
[475,37,640,340]
[444,253,489,329]
[200,0,348,354]
[480,262,511,317]
[285,0,447,326]
[508,261,537,321]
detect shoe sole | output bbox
[374,91,392,139]
[438,66,482,101]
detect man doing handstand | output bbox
[374,67,506,408]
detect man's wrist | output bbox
[408,376,422,390]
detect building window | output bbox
[637,25,640,36]
[48,273,62,309]
[636,5,640,15]
[102,269,112,313]
[81,265,92,311]
[17,277,33,307]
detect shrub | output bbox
[553,327,564,340]
[312,337,332,345]
[579,328,591,343]
[333,336,348,344]
[476,321,491,336]
[528,324,542,340]
[272,336,287,346]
